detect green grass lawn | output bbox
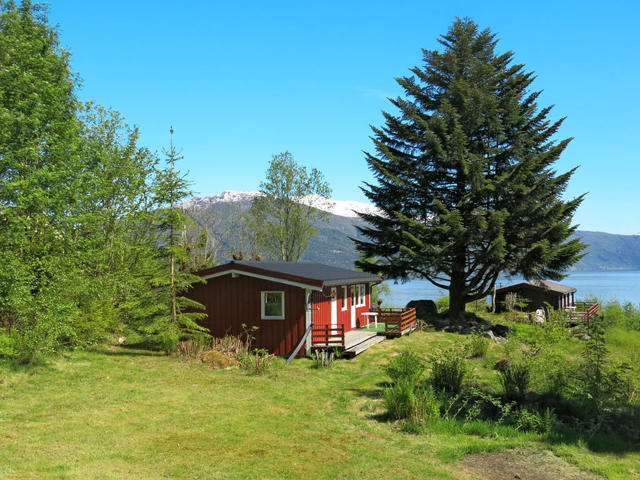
[0,330,638,479]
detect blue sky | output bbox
[47,0,639,234]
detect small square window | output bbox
[261,291,285,319]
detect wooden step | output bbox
[343,334,385,356]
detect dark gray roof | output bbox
[496,280,576,295]
[232,261,382,286]
[530,280,576,294]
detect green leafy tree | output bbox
[248,152,332,261]
[73,103,160,339]
[356,18,585,320]
[0,0,84,360]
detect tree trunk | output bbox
[448,287,466,323]
[448,270,467,323]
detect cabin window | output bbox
[341,286,347,311]
[359,284,366,306]
[261,291,285,320]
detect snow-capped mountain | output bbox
[181,190,381,218]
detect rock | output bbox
[405,299,438,318]
[484,330,507,344]
[581,334,591,341]
[483,329,497,340]
[200,350,240,369]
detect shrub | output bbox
[176,337,208,358]
[499,361,531,403]
[576,320,633,413]
[465,329,489,358]
[384,350,425,384]
[239,348,275,375]
[413,385,442,423]
[430,348,468,394]
[384,379,416,420]
[508,407,555,434]
[435,295,449,313]
[384,380,441,423]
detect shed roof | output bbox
[495,280,576,295]
[196,261,382,290]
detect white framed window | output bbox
[261,291,285,320]
[359,284,366,307]
[341,286,347,311]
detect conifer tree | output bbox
[356,18,585,320]
[132,128,208,352]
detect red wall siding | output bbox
[188,275,307,356]
[312,284,372,332]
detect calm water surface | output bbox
[385,270,640,307]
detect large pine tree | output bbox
[356,18,585,320]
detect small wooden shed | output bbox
[494,280,576,312]
[188,261,382,356]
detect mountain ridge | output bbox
[185,190,640,272]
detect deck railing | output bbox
[380,308,417,336]
[311,325,345,348]
[566,302,600,326]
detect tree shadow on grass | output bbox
[88,344,166,357]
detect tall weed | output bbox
[465,329,489,358]
[499,361,531,403]
[430,348,468,394]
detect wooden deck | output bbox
[310,307,417,357]
[566,301,600,325]
[379,308,418,337]
[311,327,385,356]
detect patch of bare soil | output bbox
[460,450,603,480]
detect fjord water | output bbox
[385,270,640,307]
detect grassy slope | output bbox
[0,332,638,480]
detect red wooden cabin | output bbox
[188,261,382,356]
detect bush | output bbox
[576,321,633,413]
[384,379,416,420]
[508,407,555,434]
[499,361,531,403]
[384,380,441,424]
[430,348,468,394]
[176,337,208,358]
[435,295,449,313]
[465,329,489,358]
[601,301,640,331]
[384,350,425,384]
[239,348,275,375]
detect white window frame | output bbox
[359,284,366,307]
[261,291,285,320]
[341,286,348,311]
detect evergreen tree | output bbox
[248,152,332,262]
[356,18,585,320]
[127,128,208,352]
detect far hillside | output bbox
[185,191,640,272]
